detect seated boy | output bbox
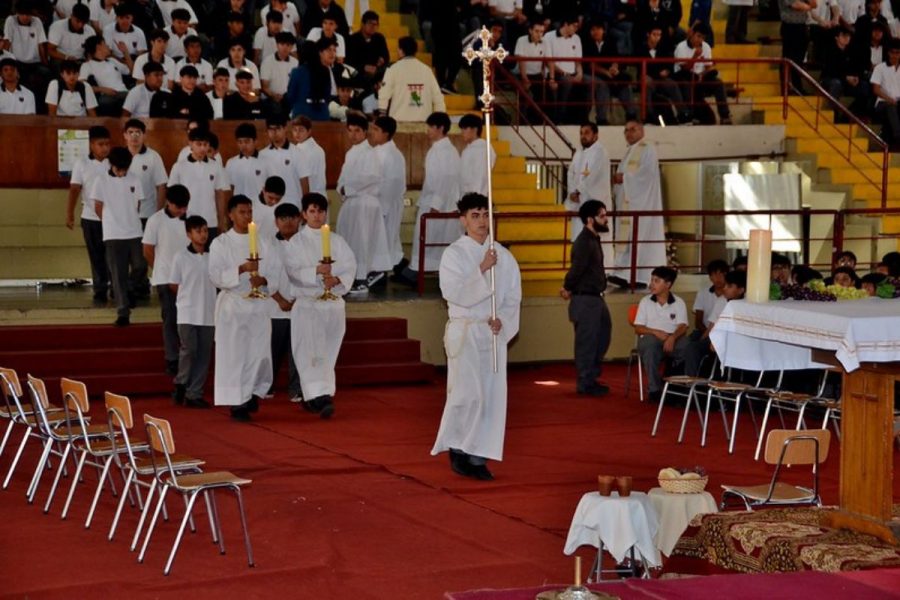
[685,269,746,376]
[632,266,689,402]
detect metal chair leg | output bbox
[754,400,774,460]
[4,429,32,489]
[234,487,254,568]
[650,381,671,436]
[132,478,158,552]
[208,490,226,553]
[0,420,15,458]
[700,389,714,447]
[43,443,72,513]
[163,491,200,576]
[728,393,743,454]
[61,450,89,518]
[203,490,220,545]
[26,438,53,501]
[637,356,644,402]
[85,455,113,528]
[109,470,135,541]
[138,484,169,563]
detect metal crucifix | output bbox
[463,27,507,373]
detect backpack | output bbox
[55,79,88,108]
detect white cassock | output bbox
[565,141,612,242]
[459,138,497,196]
[254,199,277,242]
[284,226,357,400]
[209,229,281,406]
[336,141,392,280]
[410,137,461,272]
[374,139,407,266]
[612,139,666,284]
[431,235,522,462]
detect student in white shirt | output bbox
[170,215,216,409]
[226,122,270,198]
[157,0,198,27]
[632,266,689,402]
[545,16,583,124]
[291,116,328,195]
[143,184,189,376]
[872,41,900,145]
[672,25,732,124]
[691,259,729,337]
[253,176,286,242]
[122,118,168,223]
[684,269,745,377]
[133,28,177,89]
[216,40,261,92]
[89,0,117,33]
[91,147,146,327]
[513,21,548,98]
[260,0,301,36]
[48,4,95,62]
[122,60,167,117]
[165,8,196,60]
[66,125,111,305]
[103,4,147,61]
[169,128,230,236]
[3,1,47,66]
[260,31,298,105]
[206,67,230,119]
[0,58,36,114]
[46,60,99,116]
[306,16,347,62]
[176,36,214,91]
[259,113,309,205]
[253,10,283,65]
[80,35,129,115]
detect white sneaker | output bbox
[289,395,304,403]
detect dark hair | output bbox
[771,252,792,267]
[882,251,900,276]
[578,199,606,224]
[142,61,165,76]
[651,266,678,284]
[123,118,146,132]
[235,122,257,139]
[88,125,111,140]
[426,111,451,134]
[213,67,230,79]
[294,115,313,130]
[398,36,417,57]
[166,184,190,207]
[226,10,245,22]
[71,3,90,21]
[725,269,746,288]
[837,250,857,263]
[264,175,286,195]
[361,10,379,23]
[179,65,199,78]
[275,31,295,45]
[83,35,104,56]
[208,132,219,150]
[0,57,16,69]
[170,7,191,21]
[266,113,287,127]
[346,112,369,130]
[315,36,337,52]
[235,68,254,80]
[149,28,170,42]
[184,34,202,47]
[113,3,133,17]
[373,115,397,138]
[459,113,484,136]
[228,194,252,211]
[832,266,861,287]
[861,272,887,286]
[302,192,328,212]
[265,9,284,23]
[14,0,33,14]
[791,265,822,285]
[732,255,748,269]
[185,215,207,231]
[706,259,729,275]
[457,192,489,214]
[188,128,211,142]
[580,121,599,134]
[60,59,80,73]
[108,146,133,170]
[274,203,301,219]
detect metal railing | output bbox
[415,207,900,295]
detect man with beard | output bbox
[560,200,612,396]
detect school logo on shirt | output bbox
[18,97,23,102]
[30,32,35,38]
[209,174,214,181]
[130,186,135,193]
[132,41,138,48]
[142,164,148,171]
[284,159,290,165]
[255,169,261,176]
[670,313,676,320]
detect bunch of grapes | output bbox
[779,283,837,302]
[824,284,868,300]
[769,282,783,301]
[876,278,900,299]
[676,466,707,476]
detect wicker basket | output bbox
[658,475,709,494]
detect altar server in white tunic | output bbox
[610,120,666,287]
[336,112,392,292]
[401,112,461,283]
[565,122,611,244]
[284,193,357,420]
[370,115,407,270]
[209,195,283,421]
[458,113,497,197]
[432,193,522,481]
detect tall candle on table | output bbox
[321,223,331,259]
[248,221,258,258]
[746,229,772,303]
[575,556,581,586]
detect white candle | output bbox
[248,221,258,258]
[746,229,772,303]
[575,556,581,586]
[321,223,331,259]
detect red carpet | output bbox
[1,363,898,598]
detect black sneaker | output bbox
[184,396,211,409]
[172,384,186,406]
[577,384,609,397]
[230,405,251,422]
[469,464,494,481]
[247,396,260,413]
[114,316,130,327]
[348,282,369,295]
[318,396,334,419]
[365,271,386,288]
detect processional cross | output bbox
[463,27,507,373]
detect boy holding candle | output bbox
[284,193,357,419]
[209,194,285,421]
[169,215,215,409]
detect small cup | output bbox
[616,476,633,497]
[598,475,615,496]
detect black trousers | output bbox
[568,295,612,391]
[157,284,179,364]
[81,219,109,300]
[105,238,147,318]
[781,22,809,92]
[271,318,301,398]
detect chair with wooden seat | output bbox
[752,370,832,460]
[720,429,831,511]
[103,393,204,547]
[624,304,644,402]
[139,414,253,576]
[651,355,718,438]
[0,368,27,461]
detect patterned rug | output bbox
[670,506,900,574]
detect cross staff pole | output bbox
[463,27,507,373]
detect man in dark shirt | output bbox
[151,65,215,119]
[821,27,871,114]
[346,10,390,89]
[582,20,637,124]
[561,199,612,396]
[637,25,691,123]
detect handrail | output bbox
[415,207,900,295]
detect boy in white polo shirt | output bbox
[143,185,189,376]
[225,122,269,198]
[260,31,298,109]
[170,215,215,409]
[91,146,146,327]
[259,113,309,206]
[168,128,230,237]
[632,266,689,402]
[46,60,99,117]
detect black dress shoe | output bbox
[577,384,609,397]
[470,464,495,481]
[318,396,334,419]
[165,360,178,377]
[172,384,186,406]
[449,451,473,477]
[230,405,251,422]
[184,396,211,409]
[301,398,322,413]
[114,316,130,327]
[247,396,260,413]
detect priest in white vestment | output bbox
[401,112,461,284]
[431,193,522,481]
[565,122,612,250]
[610,121,666,286]
[458,113,497,197]
[209,195,283,421]
[284,193,357,419]
[336,112,392,293]
[371,115,407,269]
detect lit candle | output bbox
[321,223,331,259]
[746,229,772,303]
[575,556,581,586]
[248,221,258,258]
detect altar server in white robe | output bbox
[370,115,407,270]
[458,113,497,196]
[610,120,666,287]
[209,195,283,421]
[401,112,462,284]
[432,193,522,481]
[284,193,356,420]
[336,112,392,293]
[565,122,612,253]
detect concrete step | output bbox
[737,83,782,97]
[795,137,869,155]
[825,167,900,185]
[445,94,477,111]
[713,45,764,58]
[492,172,538,189]
[507,243,569,264]
[762,109,834,125]
[494,156,526,173]
[493,188,556,204]
[497,220,566,241]
[785,121,857,139]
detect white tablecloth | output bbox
[709,299,900,372]
[647,487,718,556]
[563,491,662,567]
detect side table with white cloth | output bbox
[710,298,900,542]
[647,487,718,556]
[564,491,661,581]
